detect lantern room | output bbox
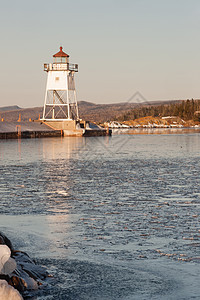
[53,46,69,64]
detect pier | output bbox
[0,121,62,139]
[0,121,111,139]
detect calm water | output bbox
[0,131,200,299]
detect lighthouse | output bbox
[41,47,111,137]
[42,47,79,121]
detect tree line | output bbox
[117,99,200,121]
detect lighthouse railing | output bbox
[44,63,78,72]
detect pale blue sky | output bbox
[1,0,200,107]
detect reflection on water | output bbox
[0,130,200,164]
[0,132,200,299]
[0,137,86,163]
[42,137,86,160]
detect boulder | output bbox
[0,232,48,298]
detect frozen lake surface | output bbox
[0,131,200,299]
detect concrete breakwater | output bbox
[0,121,62,139]
[0,121,112,139]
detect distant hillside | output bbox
[0,99,196,123]
[0,107,42,122]
[78,101,139,122]
[0,105,21,111]
[0,101,139,122]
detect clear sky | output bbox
[1,0,200,107]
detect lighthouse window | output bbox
[55,77,59,81]
[61,57,67,63]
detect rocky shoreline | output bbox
[0,232,48,299]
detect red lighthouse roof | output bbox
[53,46,69,57]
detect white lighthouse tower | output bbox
[42,47,79,121]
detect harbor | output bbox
[1,1,200,299]
[1,133,200,299]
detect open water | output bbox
[0,130,200,299]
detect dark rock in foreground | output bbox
[0,232,48,298]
